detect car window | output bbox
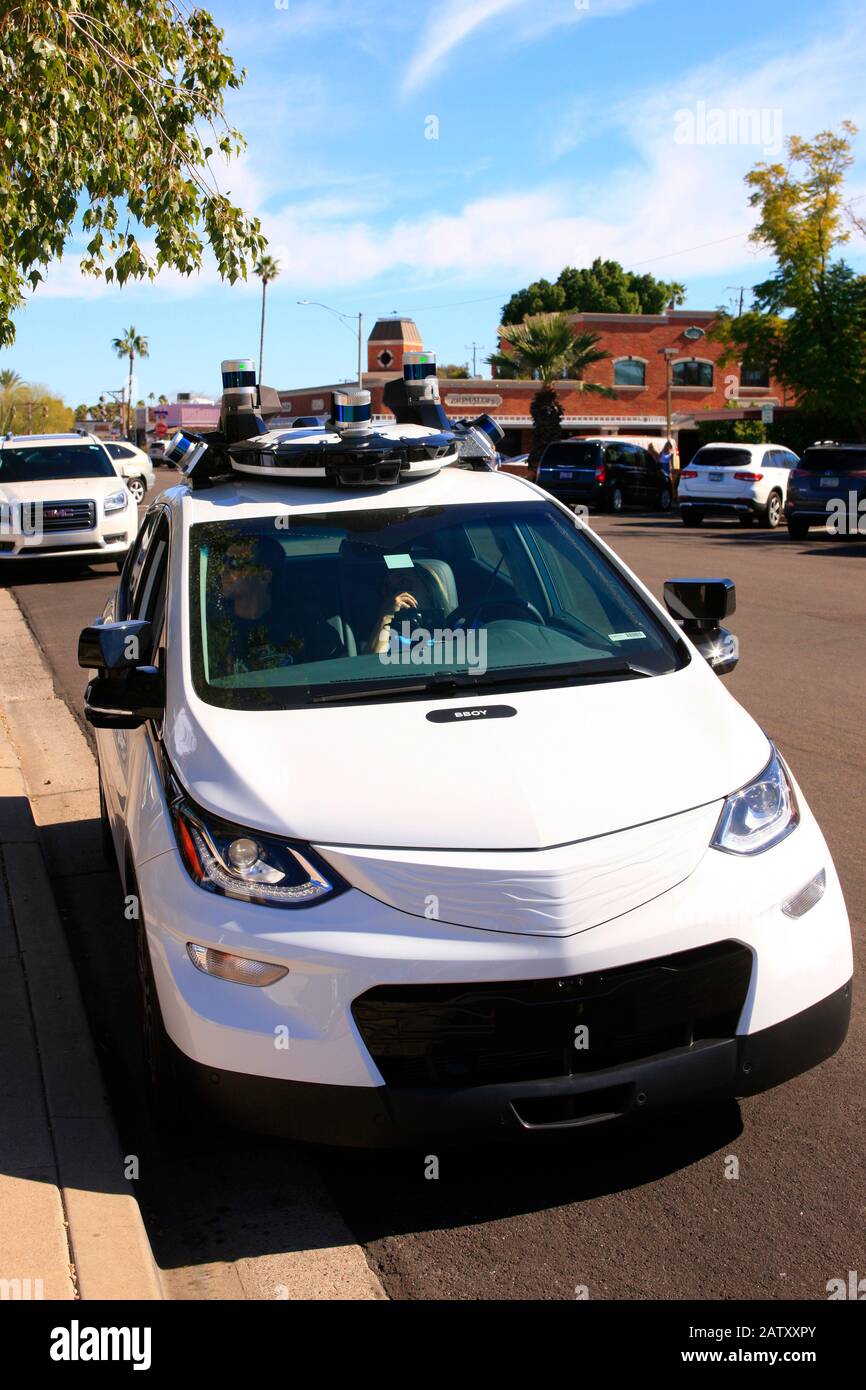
[106,444,135,460]
[799,448,866,472]
[691,447,752,469]
[120,513,158,619]
[132,516,169,621]
[540,442,599,470]
[0,444,116,482]
[187,501,684,711]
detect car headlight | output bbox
[711,745,799,855]
[104,487,129,514]
[170,797,346,908]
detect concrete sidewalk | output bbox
[0,585,386,1301]
[0,587,164,1300]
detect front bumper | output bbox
[0,530,133,560]
[136,787,854,1146]
[164,979,852,1146]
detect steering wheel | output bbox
[447,597,545,628]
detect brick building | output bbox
[279,311,785,457]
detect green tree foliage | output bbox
[0,382,73,432]
[501,259,686,326]
[0,0,266,345]
[438,363,470,378]
[712,123,866,436]
[498,313,612,464]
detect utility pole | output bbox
[663,348,677,475]
[726,286,747,316]
[466,342,483,376]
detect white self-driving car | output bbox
[0,432,136,570]
[79,362,852,1147]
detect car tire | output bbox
[609,485,625,514]
[134,887,188,1132]
[658,486,672,513]
[127,477,146,505]
[761,492,783,529]
[787,517,810,540]
[681,509,704,527]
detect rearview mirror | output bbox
[78,619,153,672]
[663,578,739,676]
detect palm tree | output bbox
[254,256,280,383]
[112,326,149,437]
[499,314,612,465]
[0,369,27,432]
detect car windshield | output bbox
[188,501,684,709]
[690,448,752,469]
[0,444,117,482]
[799,449,866,472]
[539,443,599,469]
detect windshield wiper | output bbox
[310,659,654,703]
[423,660,655,692]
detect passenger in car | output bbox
[210,534,341,675]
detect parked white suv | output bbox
[678,442,799,528]
[0,433,136,571]
[103,441,155,505]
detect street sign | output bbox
[761,404,774,424]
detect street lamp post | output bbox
[663,347,678,483]
[297,300,363,390]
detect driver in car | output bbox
[366,564,450,655]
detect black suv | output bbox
[786,442,866,539]
[536,438,672,513]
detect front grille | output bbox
[28,499,96,533]
[352,941,753,1089]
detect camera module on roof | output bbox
[173,348,500,489]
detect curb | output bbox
[0,584,388,1302]
[0,588,164,1301]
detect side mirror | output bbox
[78,619,153,672]
[83,666,165,729]
[663,578,739,676]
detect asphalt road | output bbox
[5,487,864,1301]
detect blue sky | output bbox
[3,0,866,406]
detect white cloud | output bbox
[400,0,648,96]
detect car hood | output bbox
[168,658,770,851]
[0,476,120,502]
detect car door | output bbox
[618,444,641,503]
[634,447,655,504]
[99,511,169,840]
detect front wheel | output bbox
[761,492,783,529]
[787,516,810,540]
[658,486,672,513]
